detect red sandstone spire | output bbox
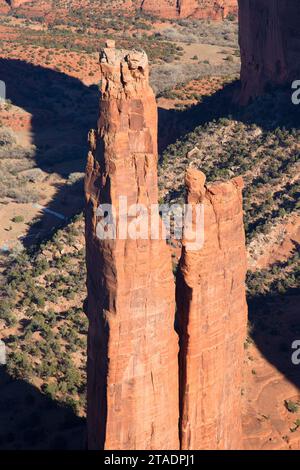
[84,41,248,451]
[84,41,179,450]
[177,168,247,449]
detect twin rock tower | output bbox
[84,41,248,450]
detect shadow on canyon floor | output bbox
[158,80,300,153]
[0,366,85,449]
[248,284,300,390]
[0,58,99,246]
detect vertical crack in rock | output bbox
[176,168,248,450]
[84,41,179,450]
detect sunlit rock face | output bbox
[85,40,247,451]
[177,169,247,450]
[84,42,179,450]
[140,0,237,19]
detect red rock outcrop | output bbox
[140,0,237,19]
[84,41,179,450]
[177,169,247,449]
[0,0,10,13]
[3,0,237,18]
[238,0,300,104]
[139,0,178,18]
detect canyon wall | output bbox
[238,0,300,104]
[140,0,237,19]
[139,0,177,19]
[4,0,237,19]
[176,169,247,450]
[84,41,179,450]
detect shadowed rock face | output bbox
[238,0,300,104]
[84,41,179,450]
[177,169,247,450]
[140,0,237,19]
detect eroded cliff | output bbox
[177,168,247,450]
[85,42,247,450]
[140,0,237,19]
[140,0,237,20]
[84,41,179,450]
[4,0,237,19]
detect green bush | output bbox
[11,215,24,223]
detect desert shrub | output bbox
[7,351,32,380]
[0,128,17,146]
[11,216,24,223]
[0,299,16,326]
[284,400,299,413]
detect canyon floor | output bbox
[0,4,299,449]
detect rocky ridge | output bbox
[177,168,247,449]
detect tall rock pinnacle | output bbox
[85,41,248,451]
[177,169,247,450]
[84,41,179,450]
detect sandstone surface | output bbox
[177,168,247,449]
[140,0,237,19]
[3,0,237,19]
[84,42,179,450]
